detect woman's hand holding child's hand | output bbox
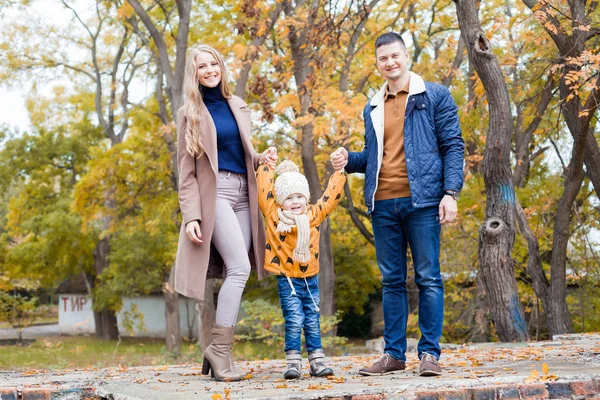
[261,147,278,169]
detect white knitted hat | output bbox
[274,160,310,205]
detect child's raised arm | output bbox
[312,171,346,225]
[256,163,278,216]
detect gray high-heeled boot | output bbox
[201,325,245,381]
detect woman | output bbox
[174,44,276,381]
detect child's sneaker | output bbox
[284,350,302,379]
[308,349,334,377]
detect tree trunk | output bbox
[514,197,550,303]
[100,309,119,341]
[318,220,335,319]
[164,264,181,355]
[127,0,194,351]
[455,0,529,341]
[469,273,491,342]
[197,279,216,350]
[286,0,336,318]
[126,0,190,116]
[407,274,419,315]
[520,0,600,337]
[543,27,589,336]
[583,131,600,199]
[92,236,119,340]
[545,169,581,335]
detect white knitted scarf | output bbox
[276,208,311,263]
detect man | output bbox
[330,32,464,377]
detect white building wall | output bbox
[58,295,95,335]
[58,294,199,338]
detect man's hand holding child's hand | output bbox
[330,147,348,172]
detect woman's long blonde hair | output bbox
[181,45,233,157]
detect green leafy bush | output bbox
[236,299,347,349]
[0,292,39,344]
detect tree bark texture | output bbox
[514,197,549,304]
[164,264,181,355]
[455,0,529,341]
[469,273,491,342]
[92,236,119,340]
[342,181,374,246]
[583,131,600,199]
[197,280,216,350]
[318,220,336,319]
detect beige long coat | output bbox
[174,96,266,300]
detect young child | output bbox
[256,155,346,379]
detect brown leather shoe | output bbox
[419,353,442,376]
[358,353,405,376]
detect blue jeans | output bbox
[277,275,322,353]
[371,197,443,361]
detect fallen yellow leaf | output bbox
[531,370,540,378]
[307,384,334,390]
[542,363,549,374]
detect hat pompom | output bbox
[276,160,300,176]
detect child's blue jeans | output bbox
[276,275,322,353]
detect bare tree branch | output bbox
[342,180,375,247]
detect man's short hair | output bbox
[375,32,406,51]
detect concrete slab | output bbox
[0,333,599,399]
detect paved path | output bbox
[0,324,59,340]
[1,333,599,399]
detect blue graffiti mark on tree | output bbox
[511,295,528,336]
[500,184,515,205]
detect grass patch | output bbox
[0,336,201,370]
[0,336,367,371]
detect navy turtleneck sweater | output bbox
[201,84,247,175]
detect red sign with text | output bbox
[61,296,89,312]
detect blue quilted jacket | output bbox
[346,72,465,214]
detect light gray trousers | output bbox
[212,171,252,327]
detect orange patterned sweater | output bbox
[256,165,346,278]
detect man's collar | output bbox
[371,72,426,106]
[384,79,410,101]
